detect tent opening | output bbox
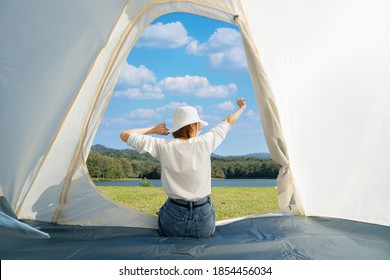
[87,12,278,222]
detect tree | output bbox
[86,145,280,180]
[119,158,134,178]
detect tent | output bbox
[1,0,389,259]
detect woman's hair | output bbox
[172,123,194,139]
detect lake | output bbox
[94,178,277,188]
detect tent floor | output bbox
[1,212,389,260]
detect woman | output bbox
[120,98,246,238]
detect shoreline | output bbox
[92,177,277,182]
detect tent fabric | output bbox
[1,186,50,239]
[243,0,390,226]
[0,0,390,233]
[0,186,17,219]
[1,213,389,260]
[0,212,50,240]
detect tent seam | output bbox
[52,2,132,223]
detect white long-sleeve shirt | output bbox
[127,121,231,201]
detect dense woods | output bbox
[87,145,280,180]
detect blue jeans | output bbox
[158,196,216,238]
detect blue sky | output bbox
[93,12,268,156]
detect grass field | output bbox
[97,186,279,221]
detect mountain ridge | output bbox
[91,144,271,159]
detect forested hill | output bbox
[87,144,279,180]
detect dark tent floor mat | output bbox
[1,213,389,260]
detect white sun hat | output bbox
[169,106,208,133]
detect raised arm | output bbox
[120,123,169,142]
[224,98,246,127]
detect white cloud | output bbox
[113,84,164,100]
[114,63,163,100]
[135,21,191,49]
[121,102,191,121]
[159,75,237,98]
[113,72,236,100]
[196,83,237,98]
[186,28,247,70]
[100,117,150,127]
[133,22,247,71]
[100,116,130,127]
[217,100,235,111]
[155,101,189,114]
[105,101,205,125]
[126,108,158,119]
[186,28,237,54]
[117,63,156,86]
[158,75,208,94]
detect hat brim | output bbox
[169,120,208,133]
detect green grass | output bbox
[97,186,279,221]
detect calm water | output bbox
[94,178,277,188]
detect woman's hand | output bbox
[151,123,169,135]
[224,98,246,127]
[120,123,169,142]
[236,98,246,109]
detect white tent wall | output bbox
[0,0,157,226]
[0,0,124,213]
[243,0,390,226]
[0,0,389,229]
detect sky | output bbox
[93,12,268,156]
